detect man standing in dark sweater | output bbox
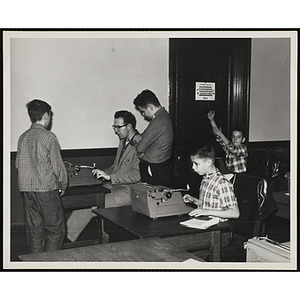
[133,89,174,186]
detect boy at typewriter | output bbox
[207,110,248,174]
[183,144,239,220]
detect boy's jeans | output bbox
[23,190,65,253]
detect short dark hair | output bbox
[26,99,51,123]
[232,127,245,138]
[114,110,137,129]
[191,144,215,164]
[133,89,161,108]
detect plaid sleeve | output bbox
[49,136,68,191]
[216,178,238,208]
[226,143,248,157]
[215,134,228,153]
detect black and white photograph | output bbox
[2,30,297,273]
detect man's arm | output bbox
[110,156,141,184]
[92,155,118,180]
[92,145,141,184]
[136,119,162,154]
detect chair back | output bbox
[231,174,277,238]
[247,149,280,181]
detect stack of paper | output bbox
[180,217,220,230]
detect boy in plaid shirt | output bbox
[207,110,248,174]
[183,144,239,220]
[16,99,68,253]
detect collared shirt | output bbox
[216,136,248,173]
[136,107,174,164]
[16,123,68,192]
[104,130,141,185]
[117,131,137,164]
[199,169,238,210]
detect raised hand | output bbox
[207,110,215,120]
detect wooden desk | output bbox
[272,191,290,220]
[62,184,110,210]
[19,237,204,263]
[62,184,110,247]
[93,206,232,262]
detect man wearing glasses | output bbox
[67,111,140,242]
[92,110,141,207]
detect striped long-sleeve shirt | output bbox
[16,123,68,192]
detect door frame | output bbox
[169,38,251,177]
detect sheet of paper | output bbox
[180,217,220,230]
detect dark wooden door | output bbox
[169,38,251,179]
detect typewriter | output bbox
[64,161,103,187]
[130,182,193,219]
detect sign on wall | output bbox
[195,82,215,101]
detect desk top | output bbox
[19,237,204,262]
[93,206,231,239]
[64,184,110,197]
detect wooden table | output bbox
[62,184,110,210]
[19,237,204,263]
[62,184,110,247]
[93,206,232,262]
[272,191,290,220]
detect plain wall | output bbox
[249,38,290,142]
[9,36,291,151]
[10,37,168,150]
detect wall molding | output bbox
[11,147,118,160]
[248,140,290,149]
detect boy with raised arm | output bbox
[207,110,248,174]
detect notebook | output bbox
[180,216,220,230]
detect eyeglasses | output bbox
[112,124,127,130]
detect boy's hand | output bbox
[183,194,196,204]
[189,208,208,217]
[207,110,215,120]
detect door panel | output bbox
[169,38,251,178]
